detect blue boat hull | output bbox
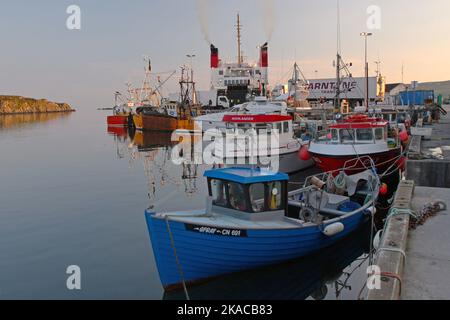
[145,210,369,291]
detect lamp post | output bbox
[360,32,372,110]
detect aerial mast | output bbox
[236,13,243,65]
[335,0,341,110]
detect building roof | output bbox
[385,83,404,93]
[204,167,289,184]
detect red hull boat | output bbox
[306,114,404,175]
[107,115,130,127]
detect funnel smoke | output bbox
[263,0,275,41]
[196,0,211,44]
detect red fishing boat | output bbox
[107,103,133,127]
[305,114,404,174]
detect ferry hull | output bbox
[145,210,368,292]
[310,148,402,174]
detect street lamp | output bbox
[360,32,372,110]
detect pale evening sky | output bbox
[0,0,449,109]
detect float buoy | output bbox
[379,183,388,196]
[399,130,409,142]
[299,145,311,161]
[323,223,345,237]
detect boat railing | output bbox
[298,155,378,191]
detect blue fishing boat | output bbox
[145,158,380,292]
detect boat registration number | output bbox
[185,224,248,237]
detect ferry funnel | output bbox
[260,42,268,68]
[210,44,219,69]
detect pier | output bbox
[368,105,450,300]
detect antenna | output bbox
[236,13,243,65]
[337,0,341,55]
[401,62,405,84]
[335,0,342,109]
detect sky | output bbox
[0,0,449,109]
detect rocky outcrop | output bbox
[0,96,75,114]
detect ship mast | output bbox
[236,13,243,65]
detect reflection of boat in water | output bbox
[145,159,379,292]
[163,220,371,300]
[107,126,131,138]
[133,130,178,152]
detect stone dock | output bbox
[368,105,450,300]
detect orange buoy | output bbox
[399,130,409,142]
[379,183,388,196]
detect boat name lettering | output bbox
[185,224,248,237]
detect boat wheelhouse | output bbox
[308,114,402,174]
[145,164,379,291]
[208,113,313,173]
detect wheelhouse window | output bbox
[356,129,374,142]
[283,122,289,133]
[331,129,339,142]
[375,128,384,140]
[249,183,265,213]
[228,182,248,212]
[275,123,282,134]
[211,179,227,207]
[268,181,283,211]
[340,129,355,143]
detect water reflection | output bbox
[0,112,72,131]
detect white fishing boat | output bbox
[195,96,288,132]
[205,112,313,174]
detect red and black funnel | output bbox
[211,44,219,69]
[260,42,268,68]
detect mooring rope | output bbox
[165,216,190,300]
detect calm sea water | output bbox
[0,109,373,300]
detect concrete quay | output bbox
[368,105,450,300]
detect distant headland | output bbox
[0,96,75,115]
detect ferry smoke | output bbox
[196,0,211,44]
[263,0,275,41]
